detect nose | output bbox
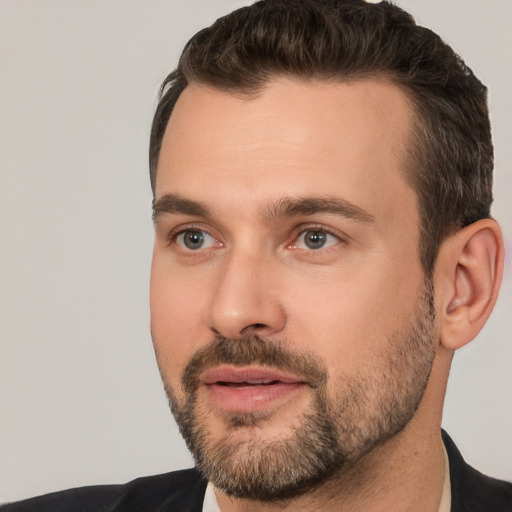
[208,250,286,340]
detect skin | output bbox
[150,79,503,511]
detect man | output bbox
[2,0,510,511]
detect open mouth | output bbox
[201,366,305,385]
[217,379,281,388]
[200,366,307,412]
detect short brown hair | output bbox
[149,0,493,275]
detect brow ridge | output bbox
[152,193,374,224]
[152,193,210,222]
[264,196,375,223]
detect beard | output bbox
[157,280,437,502]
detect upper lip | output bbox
[200,365,306,385]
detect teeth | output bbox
[246,379,273,384]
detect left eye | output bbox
[294,229,339,250]
[175,230,218,251]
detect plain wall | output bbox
[1,0,511,504]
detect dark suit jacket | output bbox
[2,431,510,511]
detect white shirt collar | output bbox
[438,443,452,512]
[202,482,221,512]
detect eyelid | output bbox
[162,221,347,252]
[166,223,222,250]
[177,230,217,250]
[288,224,346,250]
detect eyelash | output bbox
[167,224,221,252]
[288,224,344,252]
[167,224,345,254]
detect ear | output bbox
[434,218,504,351]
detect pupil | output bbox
[305,230,326,249]
[184,231,204,249]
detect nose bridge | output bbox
[208,244,286,339]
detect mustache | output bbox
[181,335,327,394]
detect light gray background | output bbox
[1,0,511,504]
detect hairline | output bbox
[152,71,423,195]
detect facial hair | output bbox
[158,280,437,502]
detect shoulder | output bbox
[442,431,512,512]
[0,468,207,512]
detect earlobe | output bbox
[435,219,504,351]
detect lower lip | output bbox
[205,382,306,413]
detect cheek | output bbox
[284,260,423,377]
[150,254,212,389]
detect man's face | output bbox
[150,79,437,500]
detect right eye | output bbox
[174,229,218,251]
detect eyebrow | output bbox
[152,193,210,222]
[152,193,374,224]
[263,196,375,223]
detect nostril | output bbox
[240,323,268,335]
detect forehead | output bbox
[155,79,417,229]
